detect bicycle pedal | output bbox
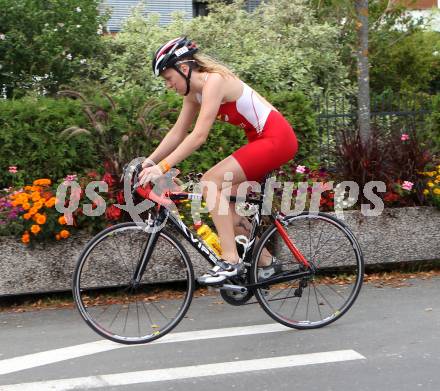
[294,287,303,297]
[220,284,248,294]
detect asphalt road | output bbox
[0,276,439,391]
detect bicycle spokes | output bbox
[252,213,363,329]
[73,223,194,344]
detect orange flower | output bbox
[11,192,25,200]
[60,230,70,239]
[55,234,61,241]
[34,201,44,210]
[28,207,38,216]
[22,203,31,210]
[21,233,30,244]
[58,216,67,225]
[18,196,29,205]
[23,213,32,220]
[30,224,41,234]
[24,186,34,191]
[11,200,20,207]
[33,179,51,186]
[36,214,46,225]
[45,197,56,208]
[31,192,41,202]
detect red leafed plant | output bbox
[334,124,432,207]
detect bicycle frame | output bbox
[133,182,314,289]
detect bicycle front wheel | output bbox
[251,212,364,329]
[73,222,194,344]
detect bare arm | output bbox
[145,97,199,165]
[163,75,225,167]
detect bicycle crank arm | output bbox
[247,270,312,289]
[220,284,248,294]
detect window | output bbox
[193,1,208,17]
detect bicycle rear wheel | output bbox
[73,222,194,344]
[251,212,363,329]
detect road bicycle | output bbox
[73,164,364,344]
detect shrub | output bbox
[180,121,247,175]
[0,97,98,188]
[1,170,127,241]
[267,90,318,163]
[425,93,440,157]
[274,163,335,213]
[93,0,350,96]
[3,178,71,244]
[370,30,440,95]
[156,90,318,174]
[333,124,432,207]
[0,0,109,97]
[311,0,440,96]
[58,89,175,176]
[420,164,440,210]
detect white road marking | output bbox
[0,350,365,391]
[0,323,289,375]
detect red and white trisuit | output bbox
[197,80,298,181]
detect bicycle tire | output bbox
[73,222,194,344]
[251,212,364,329]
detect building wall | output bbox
[247,0,262,12]
[406,0,438,10]
[101,0,263,32]
[396,0,438,9]
[101,0,193,32]
[390,0,440,31]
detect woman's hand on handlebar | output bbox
[138,164,163,187]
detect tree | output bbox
[312,0,436,94]
[312,0,372,147]
[93,0,350,97]
[355,0,371,149]
[0,0,108,98]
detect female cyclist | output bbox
[139,37,298,285]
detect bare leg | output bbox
[200,156,246,265]
[229,185,272,267]
[230,206,272,266]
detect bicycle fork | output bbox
[130,230,160,288]
[131,211,166,288]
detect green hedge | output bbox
[267,90,318,163]
[174,89,317,174]
[0,90,317,187]
[425,94,440,156]
[0,97,98,187]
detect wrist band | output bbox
[158,159,171,174]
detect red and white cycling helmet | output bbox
[152,37,198,95]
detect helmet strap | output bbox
[173,63,193,96]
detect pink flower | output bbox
[402,181,413,191]
[8,166,17,174]
[64,174,77,182]
[296,165,306,174]
[401,134,409,141]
